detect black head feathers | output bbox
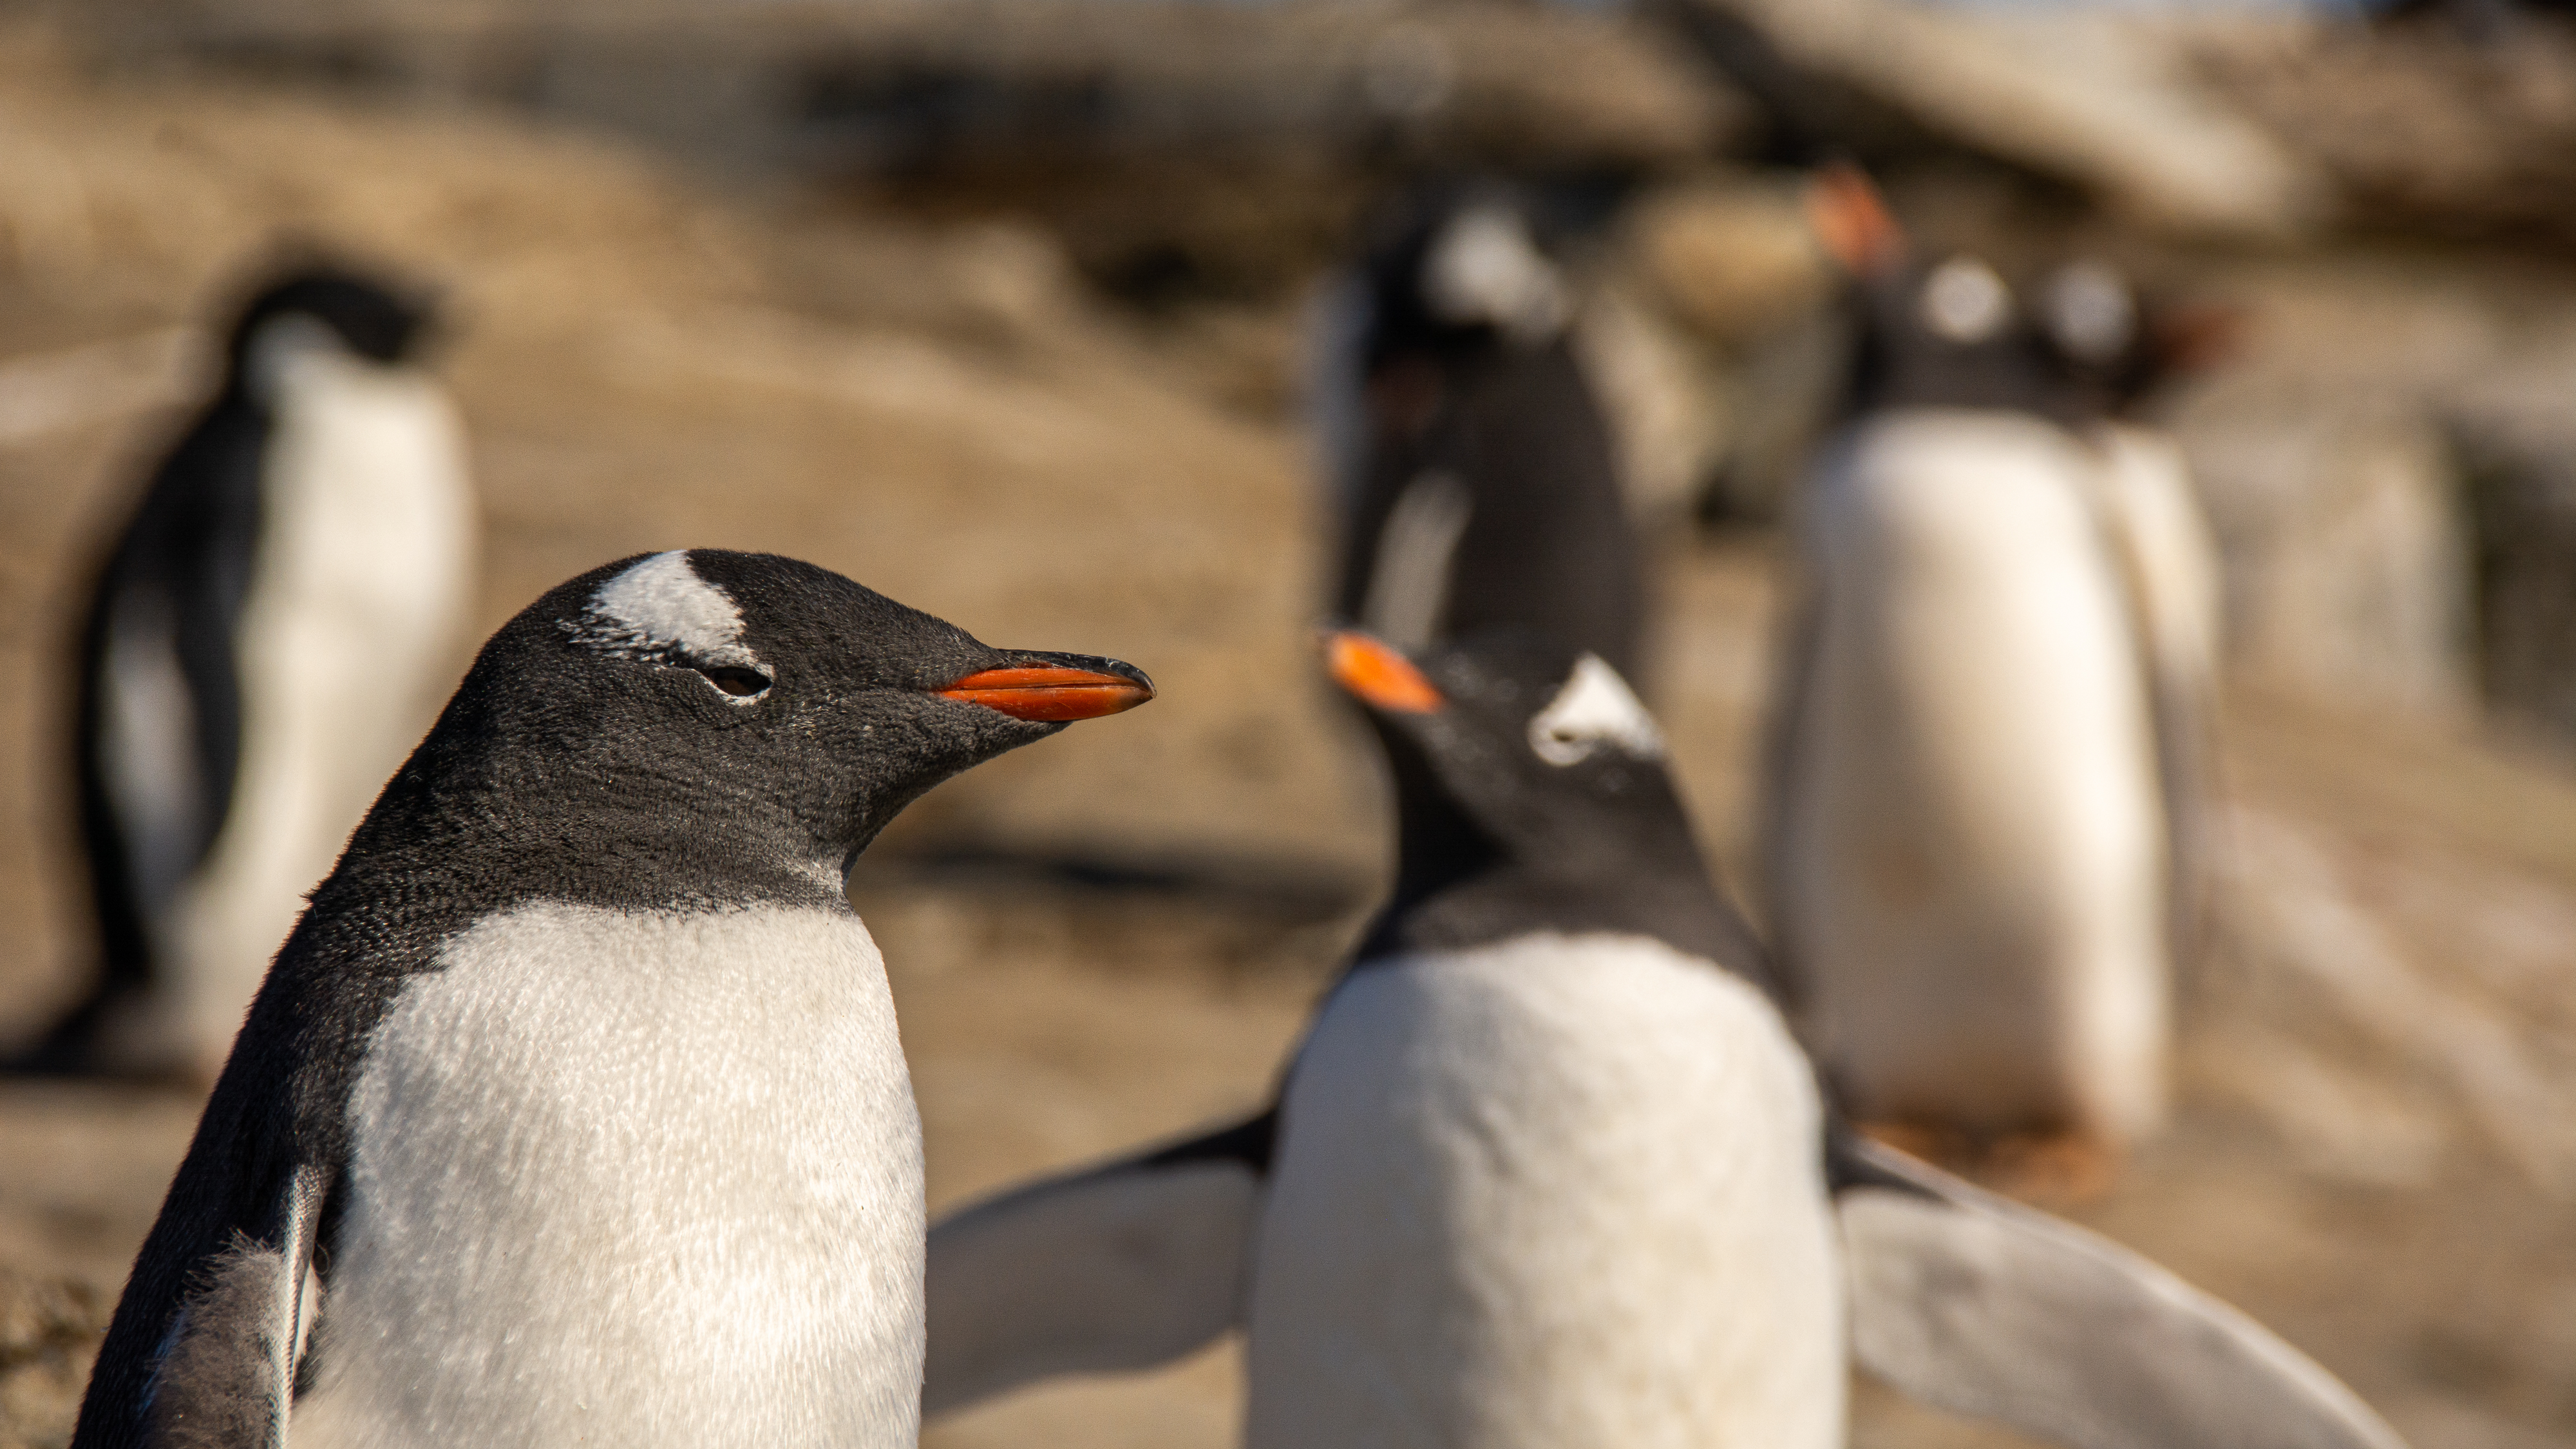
[218,261,440,388]
[1327,629,1769,987]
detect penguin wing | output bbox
[74,408,267,976]
[1829,1132,2407,1449]
[923,1112,1272,1417]
[75,1153,330,1449]
[2086,428,2225,972]
[1354,469,1473,652]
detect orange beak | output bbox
[938,664,1155,722]
[1326,632,1444,714]
[1804,163,1906,279]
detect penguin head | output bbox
[1844,252,2103,425]
[414,550,1152,877]
[1327,629,1700,882]
[222,262,440,399]
[2036,260,2242,419]
[1359,182,1571,368]
[1803,166,2101,425]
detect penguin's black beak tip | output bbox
[936,654,1155,722]
[1325,630,1444,714]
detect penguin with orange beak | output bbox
[71,550,1152,1449]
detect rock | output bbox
[2445,348,2576,747]
[2197,17,2576,248]
[1575,279,1734,526]
[1622,177,1835,346]
[80,0,1753,178]
[1655,0,2329,242]
[2186,407,2474,719]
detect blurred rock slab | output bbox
[2197,17,2576,249]
[1656,0,2329,241]
[2160,249,2576,737]
[75,0,1752,177]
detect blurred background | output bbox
[0,0,2571,1444]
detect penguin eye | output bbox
[697,666,772,699]
[1535,716,1597,763]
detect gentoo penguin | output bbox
[921,631,2405,1449]
[1316,183,1647,678]
[70,549,1153,1449]
[1766,172,2188,1178]
[20,263,475,1083]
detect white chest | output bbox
[1780,409,2168,1137]
[1795,412,2154,811]
[291,902,926,1449]
[173,353,477,1056]
[254,350,475,659]
[1244,934,1842,1449]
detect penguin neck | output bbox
[1382,741,1506,922]
[1841,291,2097,431]
[1359,739,1756,978]
[332,728,859,923]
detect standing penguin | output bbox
[920,631,2404,1449]
[1317,183,1647,679]
[1765,173,2191,1180]
[22,263,475,1083]
[70,549,1153,1449]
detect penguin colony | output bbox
[926,632,2396,1449]
[53,174,2392,1449]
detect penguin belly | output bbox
[290,902,925,1449]
[1781,409,2168,1142]
[1243,933,1841,1449]
[177,349,474,1061]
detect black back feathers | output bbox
[1326,184,1647,681]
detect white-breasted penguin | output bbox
[1316,183,1647,678]
[68,549,1154,1449]
[1766,174,2197,1174]
[21,263,475,1083]
[921,631,2405,1449]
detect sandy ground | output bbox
[1,26,2573,1449]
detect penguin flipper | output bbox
[1829,1132,2407,1449]
[2086,428,2224,972]
[80,1161,328,1449]
[923,1112,1272,1417]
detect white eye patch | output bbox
[245,314,348,406]
[2043,260,2136,364]
[1423,206,1568,343]
[1528,654,1662,766]
[1919,256,2012,345]
[574,551,760,668]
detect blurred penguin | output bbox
[1314,182,1648,681]
[1766,172,2208,1189]
[16,261,475,1084]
